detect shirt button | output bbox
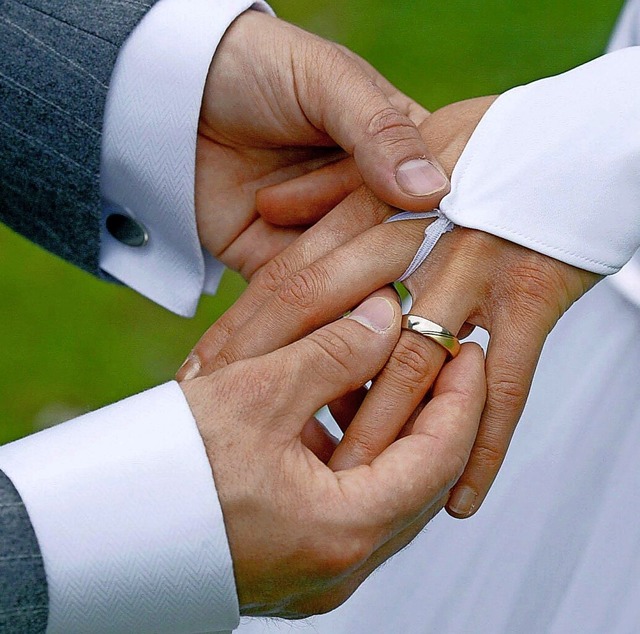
[106,213,148,247]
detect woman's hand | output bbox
[182,95,601,518]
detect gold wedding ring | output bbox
[401,314,461,358]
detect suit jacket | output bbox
[0,1,158,629]
[0,471,47,633]
[0,0,159,274]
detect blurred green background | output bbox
[0,0,624,444]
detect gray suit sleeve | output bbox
[0,0,159,275]
[0,469,48,634]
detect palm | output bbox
[193,12,346,280]
[195,132,340,279]
[190,9,438,280]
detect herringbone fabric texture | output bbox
[0,0,159,273]
[0,468,48,633]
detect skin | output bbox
[191,10,449,289]
[180,291,486,617]
[182,95,600,519]
[172,11,491,617]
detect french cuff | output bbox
[440,47,640,276]
[100,0,273,317]
[0,382,238,634]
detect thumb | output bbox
[270,289,401,431]
[300,45,449,212]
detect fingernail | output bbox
[396,158,449,197]
[177,353,201,381]
[347,297,395,333]
[448,486,478,517]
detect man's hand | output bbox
[181,96,600,521]
[194,10,449,279]
[180,291,485,618]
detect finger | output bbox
[300,417,339,464]
[195,135,345,261]
[327,386,368,434]
[267,289,402,428]
[342,343,486,532]
[257,157,362,226]
[329,252,482,470]
[286,346,485,618]
[176,185,397,381]
[300,44,449,211]
[217,216,304,280]
[446,323,544,518]
[206,220,427,375]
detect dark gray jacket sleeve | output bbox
[0,469,48,634]
[0,0,159,274]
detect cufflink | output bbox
[105,213,149,247]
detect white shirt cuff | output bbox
[100,0,272,317]
[0,382,238,634]
[440,47,640,276]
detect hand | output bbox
[180,291,486,618]
[194,10,449,278]
[182,96,600,520]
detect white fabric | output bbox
[100,0,272,317]
[236,280,640,634]
[439,46,640,278]
[385,210,455,281]
[606,0,640,306]
[608,0,640,51]
[10,1,634,633]
[236,2,640,632]
[0,382,238,634]
[1,4,274,631]
[610,255,640,306]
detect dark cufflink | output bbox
[106,213,149,247]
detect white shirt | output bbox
[1,2,272,633]
[100,0,272,318]
[0,0,639,632]
[606,0,640,307]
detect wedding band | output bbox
[401,314,461,358]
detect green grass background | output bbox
[0,0,624,444]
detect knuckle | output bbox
[506,254,571,323]
[276,263,329,312]
[470,441,506,474]
[345,186,392,225]
[312,534,370,579]
[307,324,358,385]
[512,263,555,304]
[211,345,240,371]
[203,318,234,354]
[490,374,528,409]
[366,106,416,143]
[340,425,385,465]
[254,255,294,294]
[387,336,436,387]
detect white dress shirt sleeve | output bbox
[0,382,238,634]
[440,46,640,276]
[100,0,273,317]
